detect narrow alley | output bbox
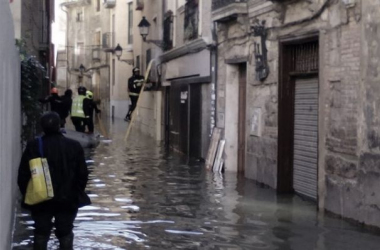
[12,119,380,250]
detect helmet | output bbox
[86,90,93,99]
[132,67,140,73]
[40,112,61,134]
[51,88,58,94]
[78,86,87,95]
[64,89,73,97]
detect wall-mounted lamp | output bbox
[79,64,86,75]
[138,16,165,48]
[251,20,269,81]
[113,44,134,65]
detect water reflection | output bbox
[12,118,380,249]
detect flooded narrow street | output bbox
[12,119,380,249]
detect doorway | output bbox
[225,62,247,172]
[278,38,319,200]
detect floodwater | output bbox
[12,119,380,249]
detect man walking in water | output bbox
[125,67,144,122]
[18,112,90,250]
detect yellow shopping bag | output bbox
[24,137,54,205]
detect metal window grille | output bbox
[184,0,199,42]
[212,0,247,11]
[289,41,319,73]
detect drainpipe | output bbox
[210,21,218,132]
[61,4,69,90]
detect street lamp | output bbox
[114,44,123,60]
[113,44,134,65]
[138,16,164,48]
[79,64,86,75]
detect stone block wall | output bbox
[0,1,21,249]
[216,0,380,227]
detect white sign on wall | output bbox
[250,107,262,137]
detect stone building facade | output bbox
[110,0,164,141]
[59,0,111,113]
[111,0,214,153]
[159,0,214,159]
[213,0,380,228]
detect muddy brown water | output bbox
[12,119,380,249]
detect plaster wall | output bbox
[0,1,21,248]
[9,0,21,38]
[125,0,164,140]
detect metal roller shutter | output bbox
[293,78,318,200]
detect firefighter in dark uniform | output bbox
[125,67,144,121]
[85,90,100,134]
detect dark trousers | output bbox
[86,116,94,133]
[71,117,85,132]
[31,208,78,238]
[60,116,67,128]
[126,95,139,119]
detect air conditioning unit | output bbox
[103,0,115,8]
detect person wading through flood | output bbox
[18,112,90,250]
[125,67,144,122]
[60,89,73,128]
[39,87,65,126]
[85,90,101,134]
[71,86,91,132]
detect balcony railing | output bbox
[103,0,116,8]
[61,0,91,7]
[212,0,247,11]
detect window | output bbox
[184,0,199,42]
[128,2,133,44]
[136,55,140,69]
[95,31,101,46]
[96,0,100,12]
[163,11,173,51]
[76,11,83,22]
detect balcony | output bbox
[212,0,248,23]
[103,0,115,8]
[61,0,91,7]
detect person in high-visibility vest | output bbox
[71,86,91,132]
[125,67,144,121]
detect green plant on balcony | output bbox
[16,39,46,145]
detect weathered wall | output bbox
[216,11,278,186]
[127,0,164,140]
[323,0,380,227]
[217,0,380,227]
[0,1,21,249]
